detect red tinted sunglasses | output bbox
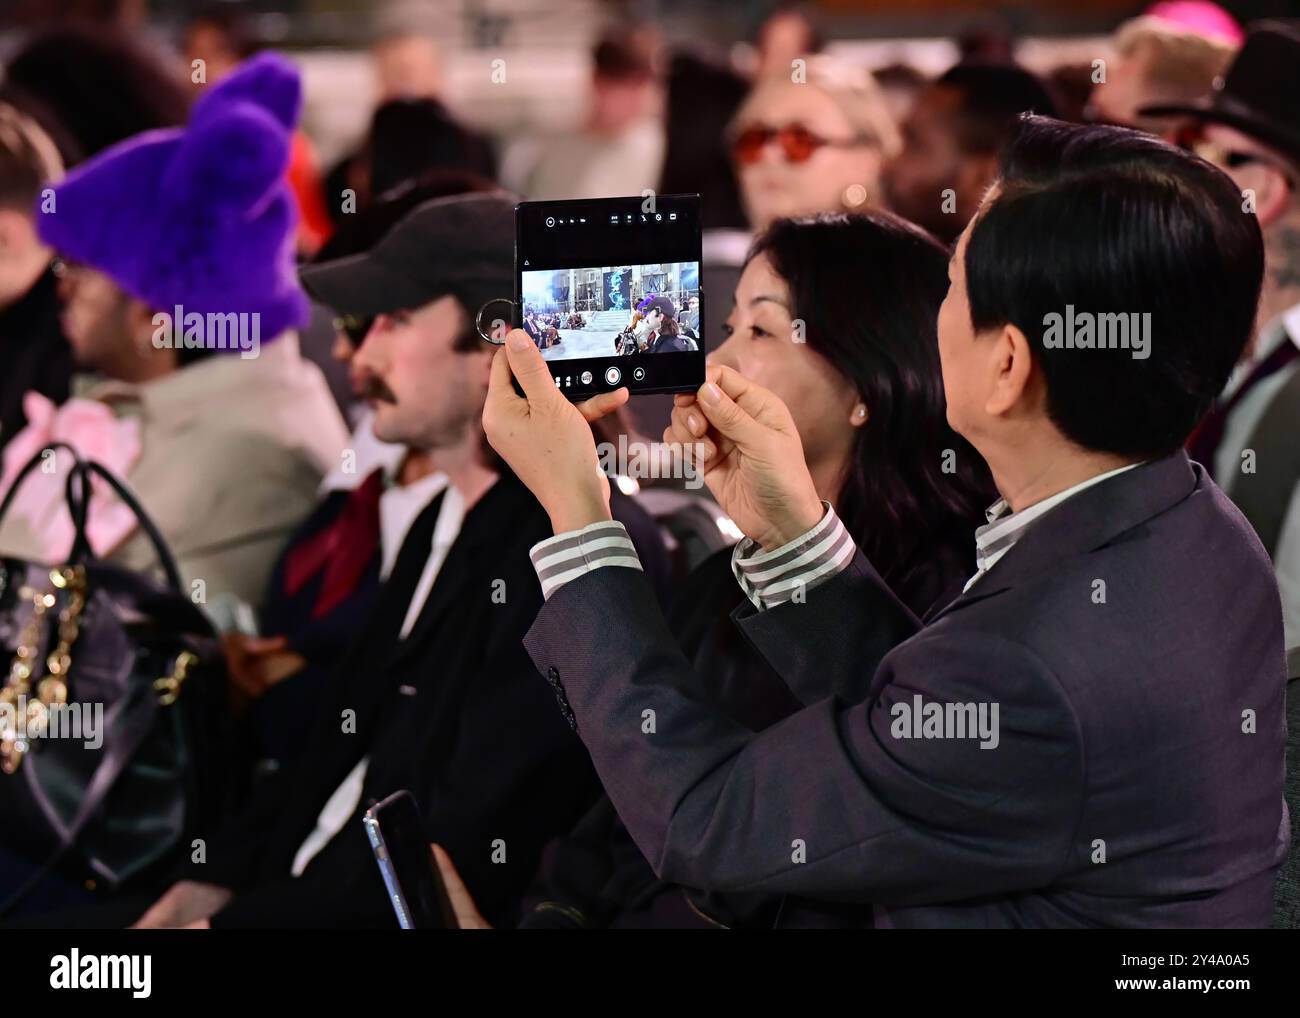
[731,123,874,165]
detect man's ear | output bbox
[1251,164,1292,228]
[984,322,1035,417]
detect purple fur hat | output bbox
[37,53,309,346]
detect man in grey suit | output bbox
[483,116,1290,927]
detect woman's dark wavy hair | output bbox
[748,211,994,609]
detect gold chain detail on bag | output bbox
[0,565,87,774]
[154,650,197,706]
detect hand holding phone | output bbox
[483,331,628,534]
[363,791,457,929]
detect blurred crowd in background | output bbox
[0,0,1259,437]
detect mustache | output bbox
[362,377,397,404]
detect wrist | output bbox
[758,494,825,550]
[547,490,612,535]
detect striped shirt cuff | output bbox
[731,502,855,610]
[531,520,643,600]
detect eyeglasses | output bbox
[332,313,375,346]
[730,123,876,165]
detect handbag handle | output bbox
[65,459,185,594]
[0,442,83,528]
[0,442,185,594]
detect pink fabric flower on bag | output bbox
[0,392,143,561]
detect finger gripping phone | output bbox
[515,194,705,401]
[362,790,457,929]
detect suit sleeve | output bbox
[524,565,1084,903]
[732,546,920,706]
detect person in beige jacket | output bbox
[0,54,347,614]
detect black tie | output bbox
[362,489,446,652]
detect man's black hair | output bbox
[965,115,1265,457]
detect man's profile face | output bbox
[936,219,984,440]
[883,85,969,239]
[645,307,663,330]
[351,294,493,451]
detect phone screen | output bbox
[515,194,705,399]
[363,790,455,930]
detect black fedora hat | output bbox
[1140,20,1300,168]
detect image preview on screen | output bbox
[520,261,702,362]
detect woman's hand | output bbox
[482,329,629,534]
[665,364,823,550]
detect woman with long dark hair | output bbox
[663,208,992,747]
[720,209,991,616]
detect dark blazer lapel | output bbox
[388,474,539,665]
[927,450,1200,624]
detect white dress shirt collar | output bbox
[966,461,1144,591]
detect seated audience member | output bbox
[483,115,1288,927]
[225,173,501,769]
[1086,1,1240,134]
[883,62,1058,245]
[129,191,664,929]
[473,211,994,928]
[730,55,899,232]
[679,294,701,336]
[0,103,72,450]
[1147,23,1300,666]
[503,27,664,202]
[0,55,346,611]
[522,310,547,351]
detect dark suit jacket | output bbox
[194,474,606,928]
[525,452,1290,927]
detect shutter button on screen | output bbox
[604,366,622,385]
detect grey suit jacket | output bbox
[525,452,1291,927]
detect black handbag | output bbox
[0,443,230,913]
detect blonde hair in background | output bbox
[736,53,902,162]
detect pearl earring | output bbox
[842,183,868,209]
